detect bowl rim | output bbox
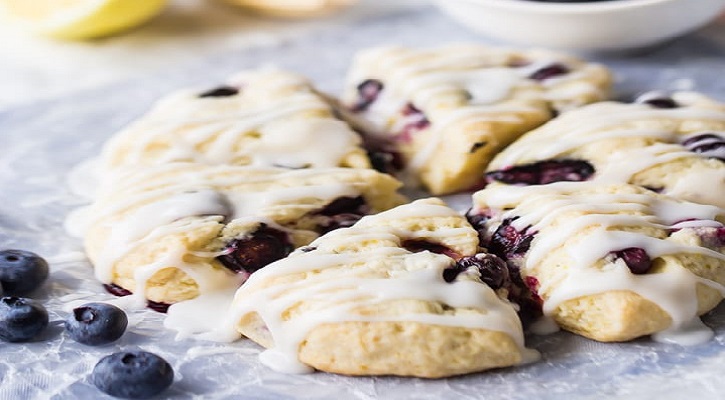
[448,0,725,14]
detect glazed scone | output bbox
[231,198,535,378]
[73,162,405,309]
[469,182,725,342]
[217,0,356,17]
[486,91,725,208]
[341,44,612,194]
[98,68,371,175]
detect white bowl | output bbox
[434,0,725,52]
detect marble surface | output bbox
[1,2,725,399]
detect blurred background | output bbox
[0,0,724,110]
[0,0,426,109]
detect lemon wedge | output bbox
[0,0,167,40]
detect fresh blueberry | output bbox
[610,247,652,274]
[198,86,239,98]
[486,159,595,186]
[65,303,128,346]
[91,351,174,399]
[217,225,293,274]
[0,297,49,342]
[0,249,49,296]
[681,133,725,161]
[443,254,510,289]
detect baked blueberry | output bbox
[611,247,652,274]
[0,249,49,296]
[528,63,570,81]
[198,86,239,98]
[65,303,128,346]
[0,297,49,342]
[634,92,679,109]
[217,225,293,274]
[402,239,461,259]
[91,351,174,399]
[352,79,384,112]
[103,284,171,313]
[488,218,536,260]
[486,159,595,186]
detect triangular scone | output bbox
[486,91,725,208]
[231,198,534,378]
[98,68,371,173]
[74,162,405,309]
[341,44,611,194]
[470,182,725,342]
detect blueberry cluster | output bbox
[0,249,174,399]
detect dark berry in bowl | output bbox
[217,225,293,274]
[634,92,679,109]
[0,249,49,296]
[352,79,384,112]
[528,63,570,81]
[198,86,239,98]
[65,303,128,346]
[0,297,49,342]
[486,159,595,186]
[610,247,652,274]
[91,351,174,399]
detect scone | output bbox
[98,68,371,175]
[469,182,725,342]
[486,91,725,208]
[76,162,405,310]
[341,44,612,194]
[230,198,535,378]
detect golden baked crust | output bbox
[342,44,612,194]
[81,163,405,305]
[232,198,529,377]
[471,182,725,342]
[487,91,725,208]
[99,68,371,173]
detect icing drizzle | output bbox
[473,182,725,344]
[228,199,536,373]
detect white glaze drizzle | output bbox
[473,182,725,344]
[488,94,725,207]
[97,69,364,179]
[227,199,535,373]
[69,163,399,337]
[346,45,609,177]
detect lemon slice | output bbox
[0,0,167,40]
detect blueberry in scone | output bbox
[486,91,725,208]
[72,162,405,309]
[96,68,372,180]
[341,44,612,194]
[231,198,536,378]
[470,182,725,342]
